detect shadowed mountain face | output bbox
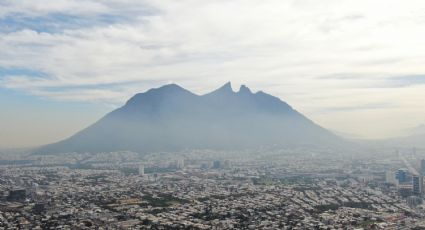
[35,83,343,154]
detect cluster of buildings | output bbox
[1,148,425,229]
[385,155,425,206]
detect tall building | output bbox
[138,164,145,176]
[223,160,232,169]
[213,160,221,169]
[413,175,422,194]
[396,169,409,184]
[177,158,185,169]
[386,171,397,185]
[421,159,425,176]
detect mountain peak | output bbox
[153,83,185,92]
[205,82,235,96]
[145,83,197,96]
[238,84,252,94]
[125,83,192,107]
[218,82,234,92]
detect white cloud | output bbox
[0,0,109,18]
[1,0,425,138]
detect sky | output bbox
[1,0,425,148]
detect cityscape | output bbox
[1,147,425,229]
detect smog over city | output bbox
[1,1,425,229]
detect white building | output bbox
[385,171,398,185]
[139,164,145,176]
[177,159,185,169]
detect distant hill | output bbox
[404,124,425,137]
[355,124,425,149]
[35,83,345,154]
[384,133,425,148]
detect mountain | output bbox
[354,124,425,149]
[404,124,425,137]
[35,83,344,154]
[382,133,425,148]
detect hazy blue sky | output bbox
[1,0,425,148]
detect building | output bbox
[200,163,209,170]
[223,160,232,169]
[413,175,422,195]
[407,196,422,207]
[7,189,26,202]
[398,184,413,197]
[138,164,145,176]
[177,158,185,169]
[396,169,409,184]
[213,160,221,169]
[421,159,425,176]
[385,171,397,185]
[33,203,46,214]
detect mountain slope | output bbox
[35,83,343,154]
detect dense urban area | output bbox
[1,147,425,229]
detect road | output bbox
[399,151,419,176]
